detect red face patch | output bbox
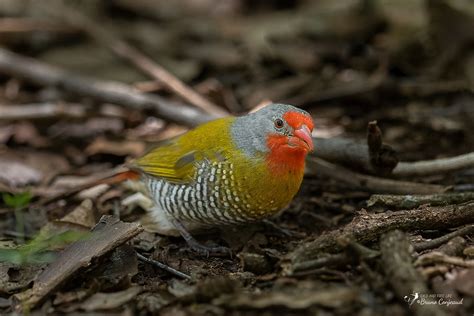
[283,111,314,131]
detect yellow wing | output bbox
[131,117,234,184]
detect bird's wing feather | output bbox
[131,117,233,183]
[132,142,200,183]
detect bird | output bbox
[117,103,314,255]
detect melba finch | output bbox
[117,104,314,255]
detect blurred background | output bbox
[1,0,474,315]
[1,0,474,155]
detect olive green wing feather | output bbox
[131,117,233,184]
[132,142,226,184]
[132,141,195,183]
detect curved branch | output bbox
[393,152,474,177]
[306,157,447,195]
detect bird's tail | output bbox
[101,170,141,185]
[36,168,141,206]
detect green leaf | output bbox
[2,192,32,209]
[0,229,90,265]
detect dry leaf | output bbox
[80,286,141,311]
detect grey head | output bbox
[230,103,312,157]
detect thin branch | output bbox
[415,251,474,268]
[290,241,380,275]
[289,253,350,275]
[0,48,214,127]
[48,6,228,117]
[306,157,447,194]
[393,152,474,177]
[367,192,474,209]
[0,103,86,120]
[136,252,191,280]
[414,225,474,252]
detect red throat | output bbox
[265,134,308,175]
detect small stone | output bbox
[239,252,272,275]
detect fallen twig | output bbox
[437,236,467,257]
[380,230,448,316]
[0,103,86,120]
[47,5,228,117]
[290,241,379,275]
[414,225,474,252]
[313,137,397,175]
[415,251,474,268]
[136,252,191,280]
[284,202,474,273]
[313,120,398,175]
[367,192,474,209]
[13,216,143,310]
[393,152,474,177]
[0,48,214,127]
[306,157,447,194]
[289,253,350,276]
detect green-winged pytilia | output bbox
[112,104,314,255]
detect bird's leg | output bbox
[262,219,299,237]
[171,219,231,257]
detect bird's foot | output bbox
[262,219,300,237]
[172,219,232,257]
[184,238,232,257]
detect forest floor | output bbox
[0,1,473,315]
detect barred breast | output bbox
[145,159,264,228]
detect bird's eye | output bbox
[274,118,284,129]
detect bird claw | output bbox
[172,219,232,257]
[185,239,232,258]
[262,219,298,237]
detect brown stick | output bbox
[136,252,191,280]
[367,192,474,210]
[415,251,474,268]
[413,225,474,252]
[285,202,474,272]
[380,230,448,316]
[306,157,447,194]
[393,152,474,177]
[49,6,228,117]
[313,121,398,175]
[0,48,214,127]
[312,137,398,175]
[0,103,86,120]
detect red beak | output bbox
[293,124,314,152]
